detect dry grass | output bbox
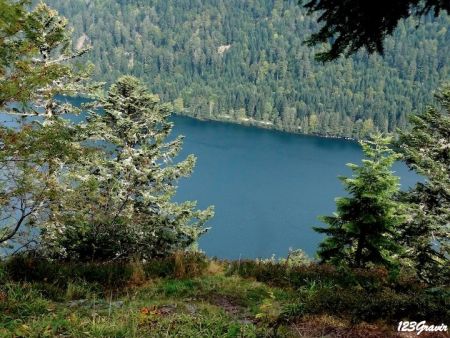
[206,259,226,275]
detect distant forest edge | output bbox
[47,0,449,139]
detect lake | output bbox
[0,109,419,260]
[171,115,419,259]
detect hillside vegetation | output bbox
[46,0,450,138]
[1,254,449,337]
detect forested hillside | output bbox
[46,0,449,138]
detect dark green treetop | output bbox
[300,0,450,61]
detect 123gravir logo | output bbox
[397,321,448,335]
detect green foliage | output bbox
[172,250,210,279]
[253,249,311,270]
[1,257,447,337]
[4,255,134,288]
[397,85,450,284]
[65,279,99,301]
[301,285,449,323]
[227,259,449,324]
[0,1,100,251]
[0,120,94,249]
[42,76,213,261]
[1,1,210,264]
[0,0,30,104]
[0,276,263,337]
[314,135,406,269]
[300,0,450,61]
[159,279,198,297]
[45,0,450,138]
[0,1,95,109]
[0,282,50,318]
[227,260,397,291]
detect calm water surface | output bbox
[171,115,419,259]
[0,109,419,259]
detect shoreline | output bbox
[173,111,358,142]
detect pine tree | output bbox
[314,135,406,268]
[47,76,214,261]
[397,85,450,283]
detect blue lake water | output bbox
[0,108,419,260]
[171,115,419,259]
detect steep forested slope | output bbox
[46,0,450,138]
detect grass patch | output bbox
[0,254,448,337]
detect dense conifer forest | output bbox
[46,0,450,138]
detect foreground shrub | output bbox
[228,259,450,324]
[228,260,396,290]
[302,286,449,323]
[1,252,209,289]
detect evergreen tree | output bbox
[0,1,97,251]
[314,135,406,268]
[45,76,213,261]
[397,85,450,283]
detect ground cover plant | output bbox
[0,253,448,337]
